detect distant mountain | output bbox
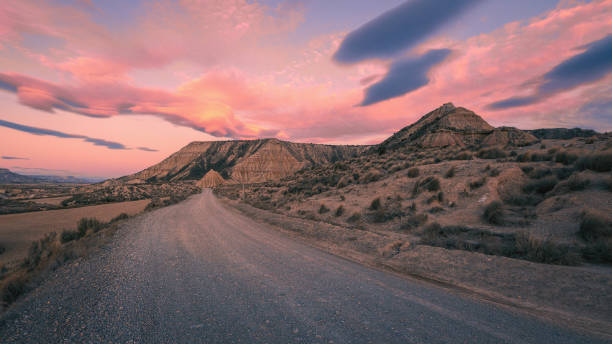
[526,128,599,140]
[378,103,538,150]
[0,168,96,184]
[0,168,41,184]
[121,138,366,184]
[118,103,600,187]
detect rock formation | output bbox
[197,170,226,188]
[379,103,537,149]
[122,138,366,184]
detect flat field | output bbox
[0,199,149,265]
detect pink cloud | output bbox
[1,0,612,147]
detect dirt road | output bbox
[0,190,604,343]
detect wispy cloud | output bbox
[488,34,612,110]
[137,147,158,152]
[1,156,28,160]
[333,0,481,64]
[360,49,451,106]
[0,119,156,151]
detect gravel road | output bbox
[0,190,605,343]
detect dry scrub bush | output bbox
[522,176,558,194]
[334,205,345,217]
[574,150,612,172]
[468,177,486,190]
[483,201,504,225]
[399,213,428,230]
[444,166,456,178]
[347,212,362,223]
[407,168,420,178]
[578,210,612,242]
[412,177,441,195]
[478,147,507,159]
[318,204,330,214]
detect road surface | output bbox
[0,190,604,343]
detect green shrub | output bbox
[407,167,420,178]
[444,166,456,178]
[318,204,330,214]
[399,213,428,230]
[581,239,612,263]
[522,176,557,194]
[347,212,362,223]
[77,218,104,234]
[552,167,573,180]
[554,150,579,165]
[1,274,29,305]
[565,174,590,191]
[527,168,552,179]
[513,232,581,266]
[422,222,443,242]
[483,201,504,225]
[110,213,130,223]
[574,151,612,172]
[334,205,345,217]
[369,198,382,210]
[469,177,486,190]
[362,169,384,183]
[578,210,612,242]
[454,152,473,160]
[60,229,81,243]
[488,168,500,177]
[478,147,507,159]
[413,177,441,195]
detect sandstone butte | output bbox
[120,103,539,185]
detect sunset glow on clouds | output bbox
[1,0,611,178]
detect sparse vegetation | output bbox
[523,176,557,194]
[574,150,612,172]
[422,225,581,265]
[369,198,382,211]
[412,177,441,195]
[554,150,579,165]
[444,166,456,178]
[334,205,345,217]
[483,201,504,225]
[478,147,507,159]
[407,168,420,178]
[399,213,428,230]
[468,177,486,190]
[318,204,330,214]
[347,212,361,223]
[578,210,611,242]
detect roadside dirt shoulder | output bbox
[220,197,612,339]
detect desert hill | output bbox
[0,168,94,184]
[197,169,227,188]
[527,128,599,140]
[379,103,537,150]
[122,138,366,184]
[0,168,41,184]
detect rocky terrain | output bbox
[215,103,612,267]
[121,138,366,184]
[62,180,200,207]
[378,103,538,150]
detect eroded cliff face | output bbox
[123,139,365,184]
[379,103,537,149]
[197,169,226,188]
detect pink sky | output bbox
[1,0,611,178]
